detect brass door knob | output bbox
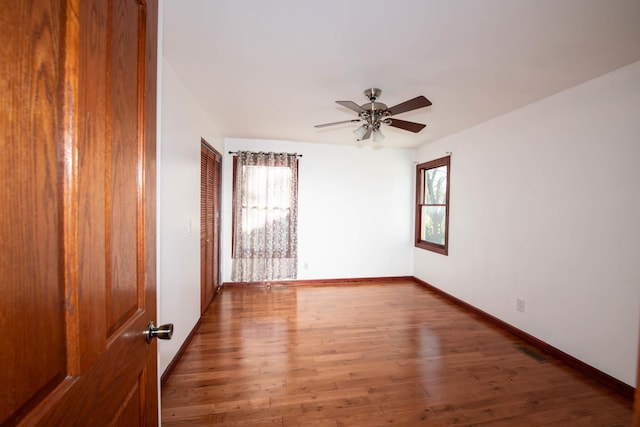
[144,322,174,343]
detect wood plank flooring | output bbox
[161,281,633,426]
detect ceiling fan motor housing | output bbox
[360,102,388,113]
[359,104,389,129]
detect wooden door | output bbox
[212,152,222,296]
[200,142,222,313]
[0,0,158,425]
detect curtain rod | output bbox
[228,151,302,158]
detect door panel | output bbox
[201,148,209,311]
[0,1,67,422]
[0,0,158,425]
[206,154,215,303]
[107,0,143,336]
[200,143,221,313]
[111,380,142,426]
[213,154,221,295]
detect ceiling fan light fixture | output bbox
[372,128,385,143]
[353,124,368,140]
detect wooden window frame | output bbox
[415,155,450,255]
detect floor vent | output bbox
[270,284,288,290]
[514,345,549,363]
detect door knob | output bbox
[144,322,174,343]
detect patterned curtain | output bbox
[231,151,298,282]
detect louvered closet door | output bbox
[200,142,221,313]
[200,147,210,313]
[212,154,221,295]
[205,154,215,308]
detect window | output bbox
[415,155,450,255]
[231,152,299,282]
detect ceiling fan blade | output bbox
[314,119,361,128]
[387,96,432,116]
[387,118,426,133]
[336,100,367,114]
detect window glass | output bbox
[415,156,450,255]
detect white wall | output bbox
[222,138,415,283]
[157,58,223,375]
[414,61,640,386]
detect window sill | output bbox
[415,241,448,255]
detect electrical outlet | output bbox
[516,299,525,313]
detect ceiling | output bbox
[163,0,640,148]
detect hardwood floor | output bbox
[161,281,633,426]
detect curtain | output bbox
[231,151,298,282]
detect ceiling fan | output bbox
[314,88,432,143]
